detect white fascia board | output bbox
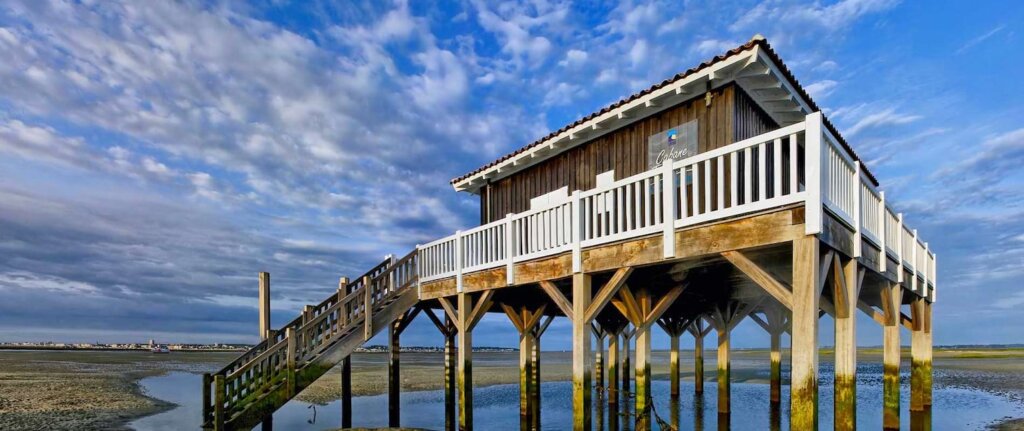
[452,46,765,193]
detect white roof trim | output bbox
[454,44,810,194]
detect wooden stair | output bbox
[202,251,419,431]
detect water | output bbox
[132,366,1022,431]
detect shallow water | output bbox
[132,364,1022,431]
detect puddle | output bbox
[131,367,1023,430]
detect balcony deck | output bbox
[416,112,936,303]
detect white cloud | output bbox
[691,38,739,57]
[805,79,838,99]
[0,272,99,295]
[845,107,922,136]
[956,25,1005,55]
[558,49,588,68]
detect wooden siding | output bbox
[480,84,778,223]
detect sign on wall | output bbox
[648,120,698,168]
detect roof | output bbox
[451,36,878,189]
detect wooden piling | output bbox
[202,373,212,425]
[634,321,652,431]
[790,236,820,430]
[693,320,705,395]
[388,320,401,427]
[622,330,632,401]
[911,296,930,412]
[214,374,225,431]
[531,329,542,431]
[606,328,619,430]
[924,301,933,407]
[769,325,782,405]
[716,324,730,417]
[519,328,534,431]
[457,293,473,431]
[445,317,457,431]
[341,356,352,429]
[259,272,271,341]
[594,329,605,398]
[285,327,297,397]
[834,257,858,431]
[669,329,680,398]
[572,273,592,431]
[882,283,901,430]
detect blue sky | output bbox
[0,0,1021,349]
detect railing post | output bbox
[923,242,930,289]
[455,230,464,293]
[897,213,905,284]
[853,161,862,258]
[338,277,349,329]
[931,254,937,303]
[286,327,297,396]
[415,246,422,296]
[301,305,314,359]
[912,229,920,294]
[879,192,887,273]
[505,214,515,285]
[572,190,583,272]
[363,275,373,340]
[213,374,225,430]
[661,158,676,258]
[805,112,824,235]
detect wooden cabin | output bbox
[204,36,936,431]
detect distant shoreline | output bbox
[0,346,246,352]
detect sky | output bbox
[0,0,1022,350]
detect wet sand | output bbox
[1,347,1022,430]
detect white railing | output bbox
[860,182,883,247]
[417,112,936,299]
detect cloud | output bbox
[558,49,588,68]
[691,38,739,57]
[805,79,838,99]
[844,107,922,136]
[956,25,1005,55]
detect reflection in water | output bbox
[133,371,1020,431]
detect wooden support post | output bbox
[214,374,225,431]
[572,273,592,431]
[531,329,542,431]
[606,327,620,431]
[924,301,933,407]
[202,373,212,425]
[259,272,271,340]
[622,330,632,402]
[519,327,534,431]
[363,275,373,341]
[635,320,652,431]
[669,329,680,398]
[341,356,352,429]
[285,327,297,397]
[716,323,730,418]
[388,320,401,427]
[457,293,473,431]
[595,329,605,398]
[835,257,858,431]
[882,283,901,430]
[445,317,457,431]
[693,319,705,395]
[911,296,931,412]
[769,325,782,405]
[791,236,820,430]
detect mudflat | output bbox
[1,347,1023,430]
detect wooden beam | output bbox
[571,273,592,430]
[539,280,574,319]
[437,297,459,328]
[832,254,850,319]
[857,300,887,327]
[819,250,835,296]
[524,305,547,333]
[726,298,763,332]
[467,290,495,331]
[585,267,633,323]
[791,236,820,430]
[749,312,771,333]
[721,250,794,310]
[502,303,525,334]
[422,307,449,336]
[617,284,644,326]
[644,285,686,327]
